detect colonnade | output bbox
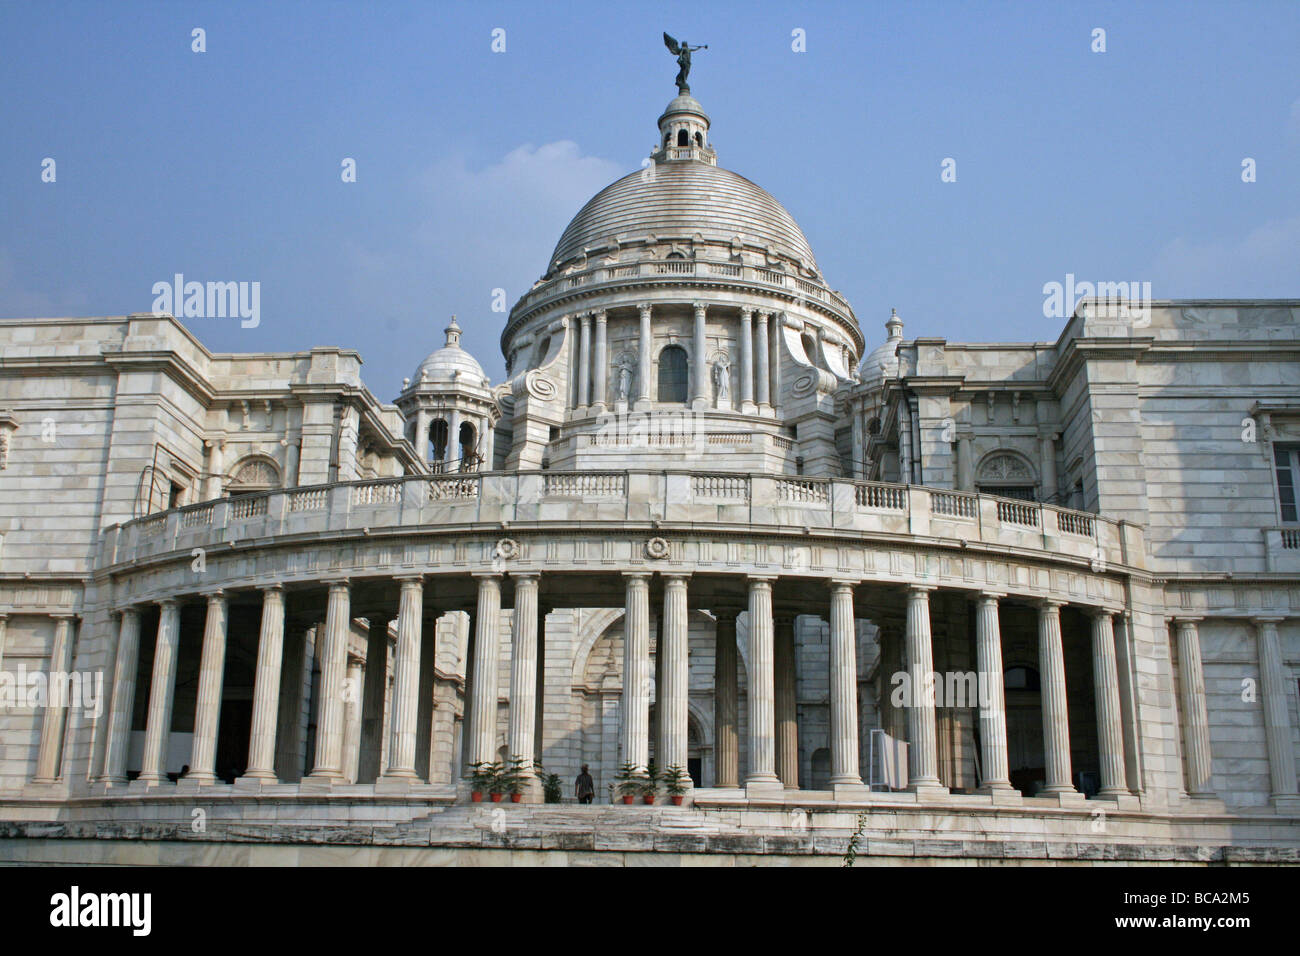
[32,577,1291,808]
[569,304,785,415]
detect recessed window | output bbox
[657,346,688,403]
[1275,444,1300,523]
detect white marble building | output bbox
[0,87,1298,865]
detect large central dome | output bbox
[550,163,819,273]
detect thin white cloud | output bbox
[1149,216,1300,298]
[0,248,91,317]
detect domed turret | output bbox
[860,309,905,382]
[414,316,487,386]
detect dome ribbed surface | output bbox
[415,346,486,384]
[550,162,818,270]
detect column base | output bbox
[832,781,869,801]
[909,784,951,800]
[129,775,172,791]
[375,772,421,793]
[740,400,756,415]
[977,784,1023,806]
[174,774,221,792]
[1050,790,1089,808]
[91,777,133,793]
[1182,792,1226,813]
[300,773,343,793]
[1093,792,1142,811]
[745,778,785,801]
[233,772,280,791]
[1269,794,1300,814]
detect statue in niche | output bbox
[616,360,634,403]
[712,355,730,402]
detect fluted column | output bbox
[308,579,351,781]
[828,582,862,787]
[577,313,592,409]
[242,585,286,781]
[188,591,229,784]
[1254,617,1299,803]
[746,576,780,785]
[1174,617,1215,797]
[739,308,755,413]
[466,574,503,769]
[621,573,651,772]
[774,614,798,788]
[691,302,708,409]
[138,600,181,786]
[592,310,608,411]
[343,656,364,782]
[661,575,690,777]
[33,614,76,782]
[100,607,142,785]
[384,575,424,780]
[713,608,739,787]
[636,304,652,409]
[755,312,771,411]
[905,586,943,789]
[769,311,783,413]
[974,592,1012,791]
[508,573,541,774]
[1090,610,1128,796]
[1038,600,1075,794]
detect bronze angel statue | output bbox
[663,33,707,94]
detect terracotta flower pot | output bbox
[643,794,655,805]
[471,791,483,803]
[510,793,522,803]
[671,795,684,806]
[490,792,504,802]
[622,795,634,804]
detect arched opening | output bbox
[226,456,280,498]
[429,418,448,463]
[694,131,703,146]
[676,129,689,147]
[458,420,478,470]
[976,451,1038,502]
[657,345,689,403]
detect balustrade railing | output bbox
[114,473,1127,570]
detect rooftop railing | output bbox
[106,471,1141,573]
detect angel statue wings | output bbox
[663,33,707,94]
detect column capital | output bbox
[638,303,653,318]
[693,301,707,314]
[157,597,180,609]
[976,590,1006,603]
[322,576,351,588]
[1170,615,1203,627]
[1036,598,1066,611]
[1252,615,1286,625]
[662,573,690,585]
[622,571,652,582]
[593,309,607,322]
[511,571,541,586]
[258,583,284,595]
[1086,605,1116,619]
[747,575,777,587]
[200,588,226,602]
[49,611,79,621]
[472,571,503,581]
[828,579,859,592]
[393,573,424,586]
[907,584,936,596]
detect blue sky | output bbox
[2,0,1297,399]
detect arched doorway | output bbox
[657,345,688,403]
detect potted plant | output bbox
[663,765,690,805]
[484,761,506,802]
[503,756,531,802]
[614,762,641,804]
[641,761,660,804]
[468,761,496,802]
[535,762,562,804]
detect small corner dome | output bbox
[860,309,906,381]
[414,317,487,386]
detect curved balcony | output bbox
[103,472,1142,610]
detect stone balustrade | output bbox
[105,471,1141,574]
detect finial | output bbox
[886,309,904,339]
[663,33,707,95]
[445,315,462,348]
